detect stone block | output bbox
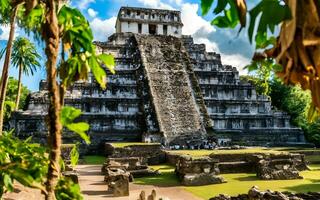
[182,173,225,186]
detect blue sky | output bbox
[0,0,255,91]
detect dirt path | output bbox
[77,165,202,200]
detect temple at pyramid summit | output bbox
[11,7,305,150]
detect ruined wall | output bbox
[134,34,207,145]
[181,35,305,145]
[11,32,306,150]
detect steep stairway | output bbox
[134,34,207,145]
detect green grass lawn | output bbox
[168,147,284,157]
[134,164,320,200]
[134,165,179,186]
[81,155,105,165]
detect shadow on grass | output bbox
[284,182,320,193]
[134,171,180,187]
[233,175,259,181]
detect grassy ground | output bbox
[168,147,283,157]
[185,169,320,199]
[134,165,179,186]
[81,155,105,165]
[134,164,320,200]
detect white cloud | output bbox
[181,3,214,36]
[0,24,20,41]
[137,0,174,10]
[88,8,98,18]
[77,0,95,10]
[90,17,117,41]
[0,25,10,40]
[220,54,250,74]
[179,3,252,73]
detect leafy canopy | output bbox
[11,37,41,76]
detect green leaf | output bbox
[272,63,283,72]
[213,0,228,14]
[201,0,214,15]
[70,144,79,167]
[3,174,13,192]
[61,106,91,144]
[9,168,35,187]
[212,16,231,28]
[245,62,258,72]
[66,123,90,144]
[61,106,82,126]
[248,0,292,44]
[308,104,320,122]
[89,56,107,89]
[210,0,239,29]
[98,54,115,74]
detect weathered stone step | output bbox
[218,161,255,173]
[135,34,207,145]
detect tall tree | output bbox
[11,37,40,110]
[22,1,115,199]
[0,0,24,135]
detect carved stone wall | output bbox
[10,7,306,150]
[135,34,207,145]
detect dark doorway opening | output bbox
[149,24,157,35]
[163,25,168,35]
[138,23,142,33]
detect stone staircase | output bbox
[134,34,207,145]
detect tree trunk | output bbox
[14,64,22,111]
[43,1,62,199]
[0,6,19,135]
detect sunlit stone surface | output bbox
[10,7,305,151]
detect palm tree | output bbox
[11,37,40,110]
[0,1,24,135]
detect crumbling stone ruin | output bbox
[10,6,305,151]
[209,152,308,174]
[210,186,320,200]
[104,143,166,165]
[256,154,304,180]
[60,145,79,183]
[167,151,307,180]
[101,157,159,179]
[175,155,225,186]
[104,167,130,197]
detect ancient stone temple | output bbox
[11,7,305,150]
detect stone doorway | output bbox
[149,24,157,35]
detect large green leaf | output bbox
[210,0,240,29]
[97,54,115,74]
[66,123,90,144]
[248,0,291,44]
[201,0,215,15]
[61,106,90,144]
[70,144,79,167]
[89,56,107,89]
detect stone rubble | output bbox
[175,155,225,186]
[105,167,130,197]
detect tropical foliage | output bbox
[0,0,115,199]
[0,132,49,198]
[4,77,30,122]
[201,0,320,119]
[11,37,40,110]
